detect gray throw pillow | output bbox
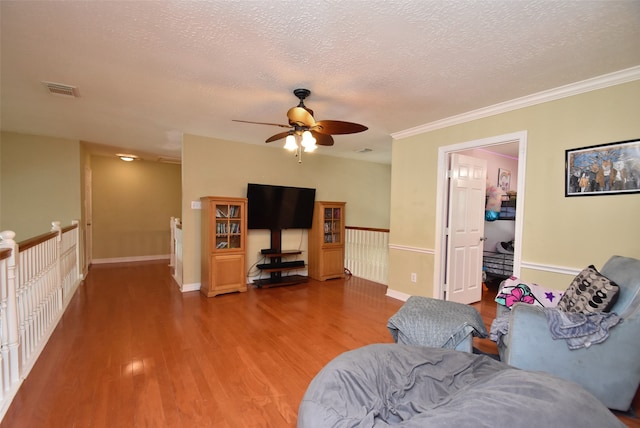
[556,265,619,313]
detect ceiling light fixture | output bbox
[117,154,138,162]
[283,129,317,163]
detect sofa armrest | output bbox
[500,302,640,410]
[500,303,552,365]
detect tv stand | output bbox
[254,230,308,288]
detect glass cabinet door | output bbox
[323,206,342,244]
[215,203,243,250]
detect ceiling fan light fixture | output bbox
[301,130,316,148]
[284,134,297,151]
[233,88,367,163]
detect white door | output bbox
[446,153,486,304]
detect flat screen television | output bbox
[246,183,316,230]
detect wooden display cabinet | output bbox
[308,201,346,281]
[200,196,247,297]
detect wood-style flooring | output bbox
[1,261,637,427]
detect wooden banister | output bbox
[346,226,390,233]
[0,248,11,261]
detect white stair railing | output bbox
[60,221,81,308]
[0,234,20,404]
[345,227,389,285]
[0,221,81,422]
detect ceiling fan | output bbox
[233,88,368,147]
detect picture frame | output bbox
[565,138,640,197]
[498,168,511,192]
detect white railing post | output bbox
[72,220,81,281]
[51,222,63,313]
[60,220,81,306]
[0,231,21,387]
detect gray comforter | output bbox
[298,344,623,427]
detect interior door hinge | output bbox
[447,170,453,178]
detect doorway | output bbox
[84,165,93,275]
[434,131,527,301]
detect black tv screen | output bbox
[246,183,316,230]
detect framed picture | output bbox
[498,168,511,192]
[565,138,640,196]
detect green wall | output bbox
[0,131,82,239]
[389,80,640,297]
[91,155,181,260]
[0,132,181,270]
[181,134,391,288]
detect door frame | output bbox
[434,131,528,300]
[84,165,93,275]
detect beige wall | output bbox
[0,131,82,239]
[389,80,640,297]
[91,154,181,260]
[181,134,391,287]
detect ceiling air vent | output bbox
[42,81,80,98]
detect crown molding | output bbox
[392,65,640,140]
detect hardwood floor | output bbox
[1,261,637,427]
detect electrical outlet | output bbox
[411,273,417,283]
[191,200,201,210]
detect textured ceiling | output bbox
[2,1,640,164]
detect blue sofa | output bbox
[497,255,640,411]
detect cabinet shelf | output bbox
[253,274,308,288]
[258,265,306,273]
[255,248,307,288]
[263,250,302,258]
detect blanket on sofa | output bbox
[490,308,622,350]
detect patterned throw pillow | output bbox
[556,265,619,313]
[495,276,563,309]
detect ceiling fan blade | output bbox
[314,120,368,135]
[265,131,290,143]
[311,131,334,146]
[287,107,316,127]
[233,119,291,129]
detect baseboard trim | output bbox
[92,254,170,264]
[386,288,410,302]
[181,283,200,293]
